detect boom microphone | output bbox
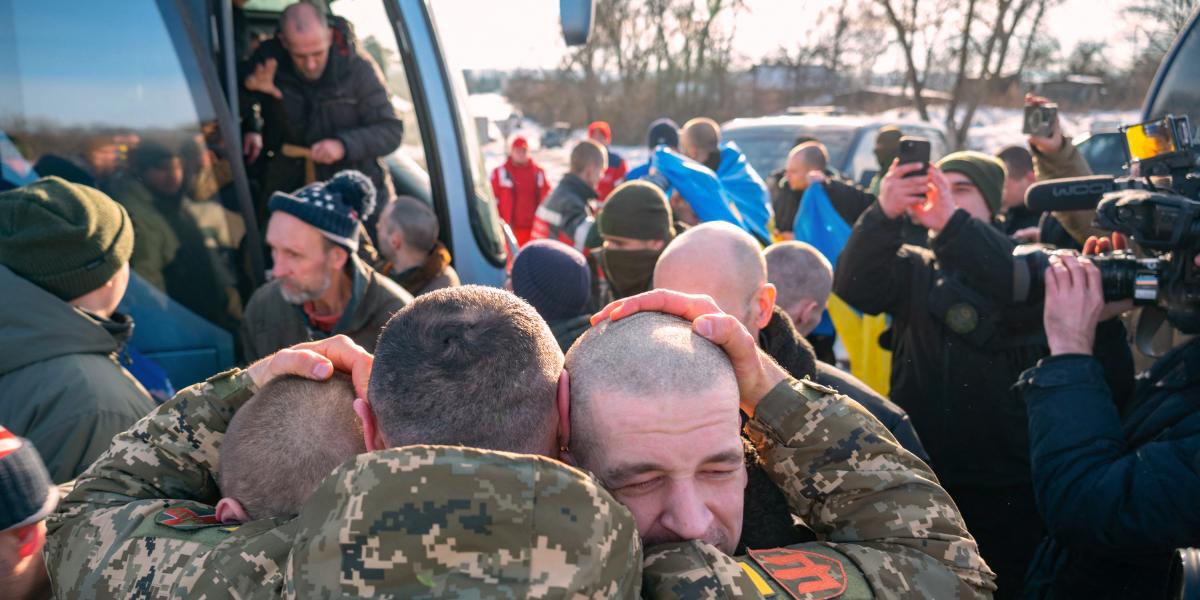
[1025,175,1117,212]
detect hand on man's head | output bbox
[592,290,789,417]
[246,335,373,400]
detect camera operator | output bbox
[1019,236,1200,599]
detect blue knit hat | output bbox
[268,170,377,250]
[0,427,57,532]
[512,240,592,321]
[647,118,680,150]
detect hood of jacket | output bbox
[285,445,643,598]
[0,265,125,376]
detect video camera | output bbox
[1016,115,1200,336]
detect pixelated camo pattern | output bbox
[745,378,998,599]
[284,445,644,599]
[642,541,764,599]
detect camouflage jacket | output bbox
[642,378,998,599]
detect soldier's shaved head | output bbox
[218,374,365,521]
[681,118,721,163]
[788,141,828,172]
[368,285,562,456]
[653,222,773,334]
[565,312,745,553]
[765,241,833,336]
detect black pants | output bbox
[946,482,1046,600]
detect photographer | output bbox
[1019,237,1200,599]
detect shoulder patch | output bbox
[155,504,223,530]
[748,547,847,600]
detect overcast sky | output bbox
[427,0,1136,73]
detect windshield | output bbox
[723,126,856,178]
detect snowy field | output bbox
[470,93,1140,188]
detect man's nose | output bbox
[659,481,716,542]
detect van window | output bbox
[1147,17,1200,125]
[0,0,248,334]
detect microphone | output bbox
[1025,175,1117,212]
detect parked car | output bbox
[721,114,951,187]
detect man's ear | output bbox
[388,231,404,255]
[754,284,777,330]
[353,398,388,451]
[556,370,571,461]
[215,498,250,524]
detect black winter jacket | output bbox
[247,17,403,204]
[1018,340,1200,599]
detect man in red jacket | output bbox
[489,136,550,247]
[587,121,627,203]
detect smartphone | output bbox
[897,136,931,178]
[1023,104,1058,138]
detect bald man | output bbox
[652,222,928,462]
[242,1,403,221]
[680,118,723,172]
[773,141,877,239]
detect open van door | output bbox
[1142,6,1200,122]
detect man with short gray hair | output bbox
[242,0,403,219]
[376,196,460,296]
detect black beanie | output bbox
[268,170,377,250]
[647,118,680,150]
[0,427,57,532]
[511,240,592,321]
[597,181,676,241]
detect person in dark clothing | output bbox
[833,152,1132,598]
[510,240,593,352]
[765,240,837,365]
[594,181,676,303]
[996,145,1042,241]
[531,140,605,250]
[242,2,403,228]
[651,221,932,552]
[1016,245,1200,599]
[375,195,460,296]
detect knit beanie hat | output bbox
[511,240,592,321]
[268,170,376,250]
[0,176,134,301]
[597,181,676,241]
[646,118,680,150]
[937,151,1008,216]
[0,427,58,532]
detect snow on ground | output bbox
[472,93,1140,189]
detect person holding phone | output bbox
[831,149,1061,598]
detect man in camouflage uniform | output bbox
[583,290,997,599]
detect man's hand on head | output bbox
[245,58,283,99]
[311,139,346,164]
[592,290,789,417]
[245,335,373,400]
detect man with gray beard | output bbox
[240,170,410,361]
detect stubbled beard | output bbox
[273,270,333,304]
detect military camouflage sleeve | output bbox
[641,541,764,599]
[47,368,256,534]
[745,378,997,599]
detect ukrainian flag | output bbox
[793,182,891,396]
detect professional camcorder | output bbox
[1015,115,1200,336]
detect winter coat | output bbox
[595,149,626,202]
[758,307,929,462]
[490,157,550,245]
[531,173,597,250]
[1018,340,1200,599]
[240,254,411,362]
[834,202,1041,487]
[0,266,155,483]
[247,16,403,210]
[386,242,460,297]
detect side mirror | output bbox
[560,0,594,46]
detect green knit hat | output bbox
[937,151,1008,216]
[598,181,676,241]
[0,176,134,301]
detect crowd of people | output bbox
[1,2,1198,599]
